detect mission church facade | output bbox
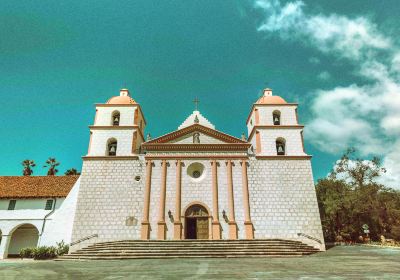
[0,87,325,258]
[69,88,324,251]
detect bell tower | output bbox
[246,88,307,156]
[86,88,146,157]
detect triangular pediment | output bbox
[145,124,246,144]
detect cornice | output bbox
[255,155,312,160]
[145,155,249,160]
[89,125,138,129]
[142,143,251,152]
[82,156,139,160]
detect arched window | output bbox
[112,111,120,126]
[276,137,286,155]
[107,138,117,156]
[273,110,281,125]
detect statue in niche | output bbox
[193,132,200,144]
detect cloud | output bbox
[317,71,330,80]
[309,57,320,64]
[254,0,400,188]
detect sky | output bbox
[0,0,399,188]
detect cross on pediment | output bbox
[193,97,200,110]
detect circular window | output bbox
[187,162,206,181]
[135,176,141,182]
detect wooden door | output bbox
[196,218,209,239]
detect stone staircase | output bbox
[58,239,320,260]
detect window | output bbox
[8,200,16,210]
[112,111,120,126]
[107,138,117,156]
[45,199,54,210]
[187,162,205,181]
[273,110,281,125]
[192,170,201,178]
[276,138,286,155]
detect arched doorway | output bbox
[8,224,39,257]
[185,204,209,239]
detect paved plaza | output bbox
[0,246,399,279]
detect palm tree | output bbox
[22,159,36,176]
[43,157,60,176]
[65,168,81,175]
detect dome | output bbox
[256,88,287,105]
[106,89,136,104]
[106,96,136,104]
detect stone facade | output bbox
[70,88,325,251]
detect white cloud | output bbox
[317,71,330,80]
[254,0,400,189]
[309,57,320,64]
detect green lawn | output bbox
[1,246,399,279]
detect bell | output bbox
[278,146,284,153]
[110,146,116,153]
[114,117,119,122]
[274,117,279,123]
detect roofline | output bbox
[246,103,298,125]
[145,123,247,144]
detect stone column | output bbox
[173,160,183,240]
[241,160,254,239]
[211,160,221,239]
[226,160,238,239]
[157,160,168,240]
[141,160,152,240]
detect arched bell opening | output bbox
[276,137,286,155]
[106,138,118,156]
[273,110,281,125]
[7,224,39,258]
[111,111,120,126]
[184,204,210,240]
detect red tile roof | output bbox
[0,176,79,199]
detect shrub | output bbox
[32,246,57,260]
[20,247,34,259]
[56,240,69,256]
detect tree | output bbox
[22,160,36,176]
[64,168,80,175]
[329,148,386,188]
[43,158,60,176]
[316,148,400,242]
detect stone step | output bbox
[60,239,320,260]
[92,239,303,245]
[77,246,317,252]
[72,248,318,255]
[85,243,311,249]
[60,251,313,260]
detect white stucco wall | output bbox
[0,178,81,258]
[95,107,137,126]
[89,129,137,156]
[247,105,298,133]
[39,178,81,246]
[257,128,305,156]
